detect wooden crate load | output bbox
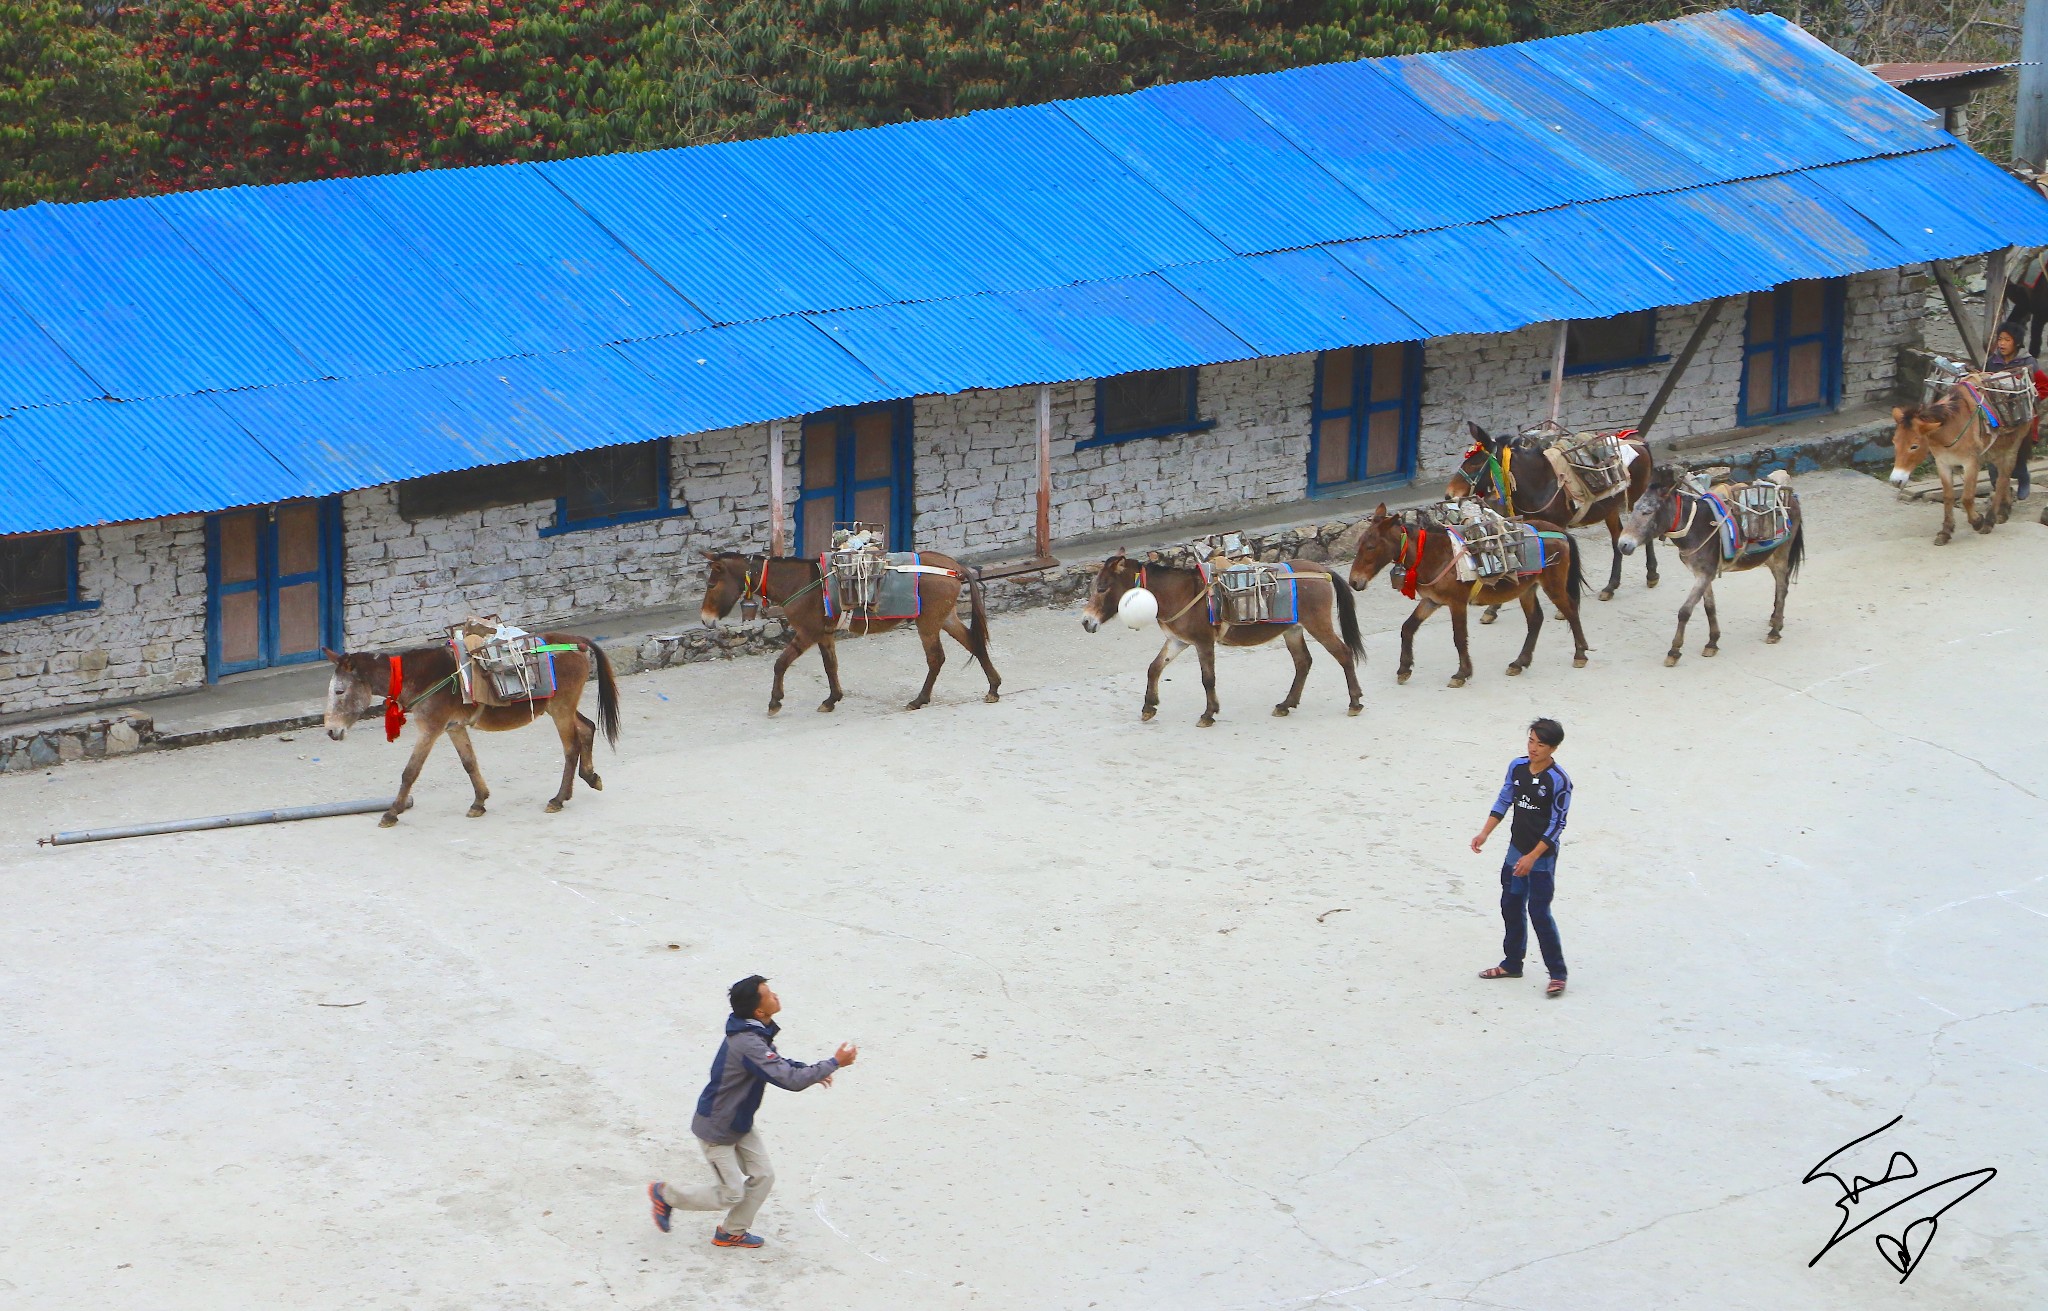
[825,523,890,612]
[1190,533,1288,624]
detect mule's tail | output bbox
[1325,566,1365,663]
[1563,531,1584,607]
[1786,509,1806,582]
[588,639,621,748]
[967,567,992,653]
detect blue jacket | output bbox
[1491,755,1572,852]
[691,1016,838,1145]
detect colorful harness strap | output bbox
[384,655,406,742]
[1398,527,1426,599]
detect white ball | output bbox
[1117,586,1159,630]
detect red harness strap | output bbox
[384,655,407,743]
[1397,528,1426,599]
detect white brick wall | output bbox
[0,271,1924,718]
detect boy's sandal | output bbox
[1546,979,1567,997]
[1478,967,1522,979]
[648,1182,671,1233]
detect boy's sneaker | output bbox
[647,1182,671,1233]
[713,1227,765,1248]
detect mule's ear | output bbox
[1467,421,1490,443]
[322,647,342,665]
[701,548,720,561]
[1891,406,1906,422]
[1145,549,1164,563]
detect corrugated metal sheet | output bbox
[6,11,2048,535]
[150,180,507,377]
[539,147,888,324]
[1058,81,1401,254]
[0,200,318,399]
[0,278,104,410]
[359,164,712,353]
[1161,248,1427,355]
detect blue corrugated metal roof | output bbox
[6,10,2048,535]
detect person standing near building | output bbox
[648,975,858,1248]
[1470,718,1573,998]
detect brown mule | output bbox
[323,635,620,827]
[1888,389,2026,544]
[699,551,1000,713]
[1347,504,1589,687]
[1080,553,1364,727]
[1447,421,1658,613]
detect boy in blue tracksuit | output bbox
[1470,718,1573,997]
[648,976,858,1248]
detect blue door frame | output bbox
[796,402,914,556]
[1738,279,1845,425]
[1309,343,1424,492]
[205,498,344,680]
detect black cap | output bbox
[729,974,769,1017]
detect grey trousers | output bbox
[661,1131,774,1233]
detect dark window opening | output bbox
[1565,310,1659,374]
[397,458,562,522]
[1,533,88,620]
[1090,367,1211,446]
[563,442,663,525]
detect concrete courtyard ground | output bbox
[2,470,2042,1310]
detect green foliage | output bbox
[0,0,155,208]
[136,0,648,190]
[569,0,1526,152]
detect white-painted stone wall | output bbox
[0,519,206,719]
[340,425,796,649]
[1,270,1923,719]
[912,355,1315,556]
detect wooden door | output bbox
[1741,279,1843,423]
[1311,343,1422,489]
[207,499,340,678]
[796,404,912,555]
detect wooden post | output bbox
[1929,260,1987,368]
[1035,384,1052,561]
[768,420,786,556]
[1546,320,1570,424]
[1982,247,2012,360]
[1637,297,1727,439]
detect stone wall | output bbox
[0,519,206,720]
[340,425,795,648]
[910,356,1315,555]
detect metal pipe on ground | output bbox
[40,798,396,847]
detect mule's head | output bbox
[322,649,381,740]
[699,551,750,626]
[1445,422,1502,500]
[1618,469,1679,555]
[1889,399,1959,486]
[1346,504,1402,589]
[1081,552,1142,632]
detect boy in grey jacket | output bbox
[648,975,858,1248]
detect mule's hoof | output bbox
[467,805,486,818]
[1664,653,1681,667]
[1196,715,1216,728]
[904,700,927,711]
[586,775,604,791]
[1141,707,1157,722]
[1598,589,1615,602]
[1765,633,1782,644]
[1572,656,1588,668]
[1396,671,1412,685]
[1505,663,1524,677]
[767,703,782,715]
[378,814,400,829]
[1478,611,1497,626]
[817,702,835,713]
[1646,575,1660,588]
[1702,645,1718,658]
[984,692,1001,703]
[545,800,565,813]
[1933,532,1951,545]
[1448,676,1468,688]
[1272,705,1291,717]
[1348,704,1363,717]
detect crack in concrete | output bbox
[1182,1134,1369,1275]
[1750,669,2041,801]
[1904,1000,2048,1115]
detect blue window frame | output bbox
[1080,367,1216,449]
[0,532,98,624]
[796,402,914,556]
[1563,309,1665,376]
[1739,279,1845,425]
[540,438,689,536]
[1309,342,1423,491]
